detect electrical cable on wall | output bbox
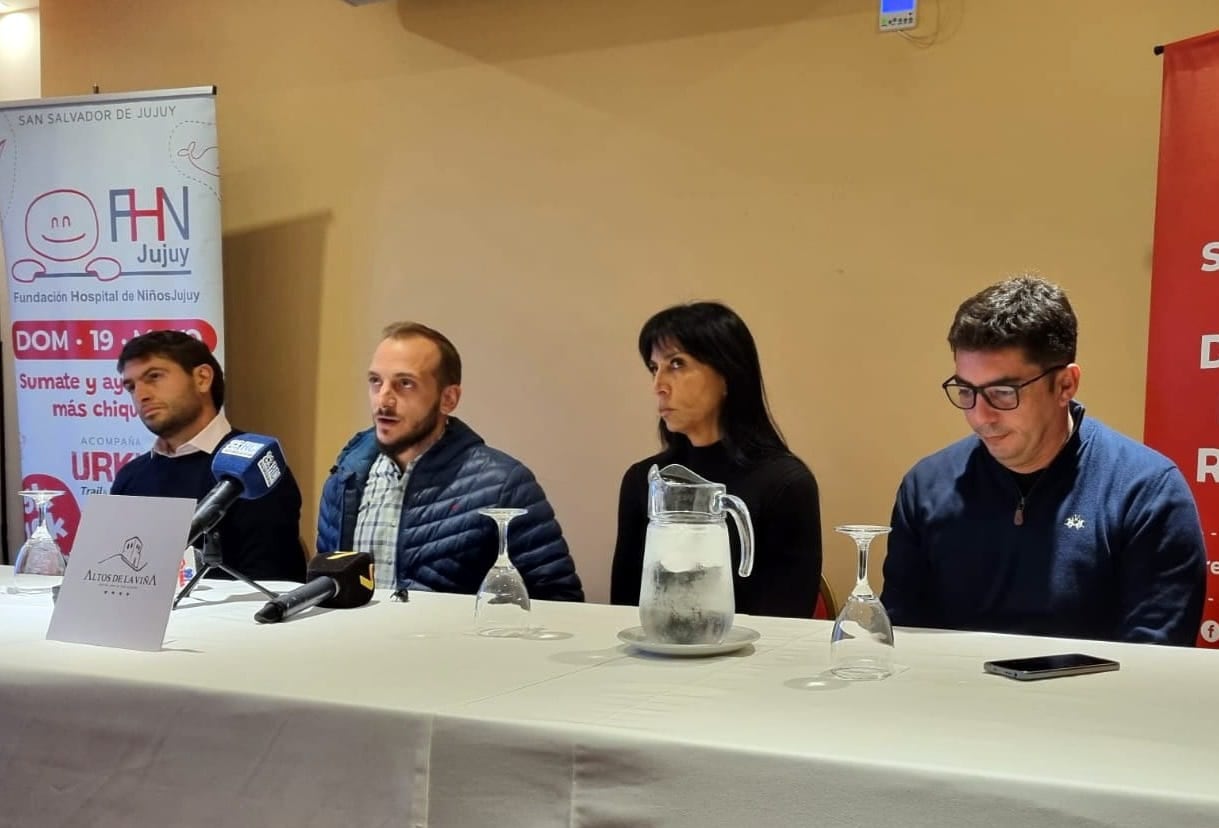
[899,0,946,48]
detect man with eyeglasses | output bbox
[881,275,1205,645]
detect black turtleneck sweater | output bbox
[610,442,822,618]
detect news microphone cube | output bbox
[308,551,375,608]
[211,434,286,499]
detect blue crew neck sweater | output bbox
[881,403,1206,645]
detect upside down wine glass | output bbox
[474,508,532,636]
[11,489,68,594]
[830,524,895,680]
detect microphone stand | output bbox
[173,529,280,608]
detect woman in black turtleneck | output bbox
[609,301,822,618]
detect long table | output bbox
[0,576,1216,827]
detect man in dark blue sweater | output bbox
[110,331,306,583]
[882,275,1206,645]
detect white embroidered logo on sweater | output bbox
[1064,514,1086,530]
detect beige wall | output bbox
[34,0,1219,603]
[0,9,39,102]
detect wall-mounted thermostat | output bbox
[879,0,918,32]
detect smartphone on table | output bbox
[983,653,1120,681]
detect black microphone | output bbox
[254,551,375,624]
[188,434,288,546]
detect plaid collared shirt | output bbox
[352,452,416,589]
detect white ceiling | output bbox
[0,1,40,13]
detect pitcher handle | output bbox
[717,492,755,578]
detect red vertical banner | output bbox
[1146,30,1219,648]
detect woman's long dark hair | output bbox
[638,301,789,466]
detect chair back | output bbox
[813,574,838,620]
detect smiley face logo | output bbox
[24,189,100,262]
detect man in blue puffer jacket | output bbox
[316,321,583,600]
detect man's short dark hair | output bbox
[381,321,462,387]
[116,330,225,409]
[948,274,1078,368]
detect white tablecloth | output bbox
[0,575,1215,827]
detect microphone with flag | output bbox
[254,551,375,623]
[188,434,287,546]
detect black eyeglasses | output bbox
[941,365,1068,411]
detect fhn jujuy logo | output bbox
[9,186,193,283]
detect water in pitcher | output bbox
[639,522,734,645]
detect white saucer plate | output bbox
[617,625,760,657]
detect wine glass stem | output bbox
[495,519,511,565]
[36,499,50,534]
[854,538,872,595]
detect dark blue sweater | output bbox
[111,432,306,583]
[881,402,1206,645]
